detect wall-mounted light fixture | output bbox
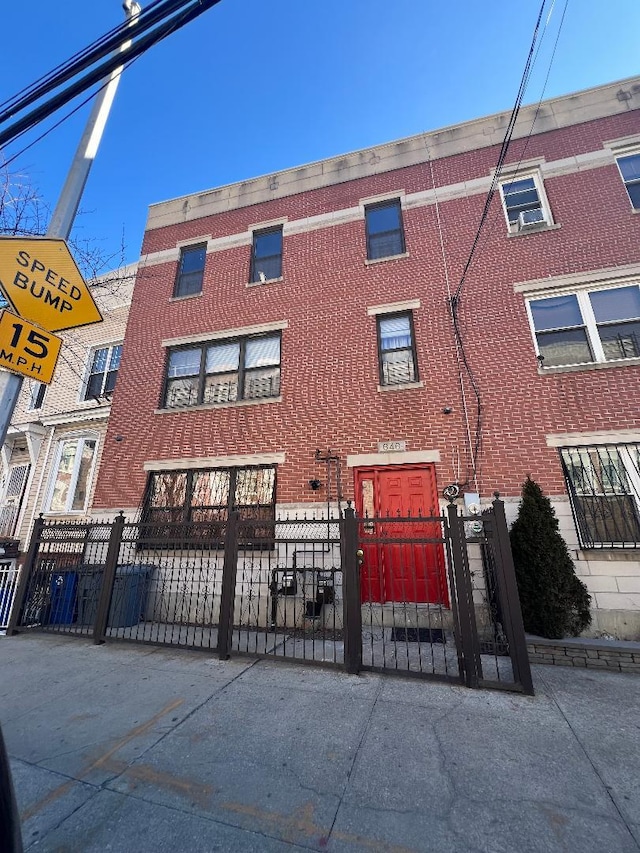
[309,479,322,491]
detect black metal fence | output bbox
[7,497,533,694]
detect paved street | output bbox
[1,633,639,852]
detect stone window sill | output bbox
[538,357,640,375]
[246,277,283,288]
[365,252,409,266]
[155,396,282,414]
[576,549,639,561]
[507,222,561,238]
[170,291,202,302]
[377,381,424,393]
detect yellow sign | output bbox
[0,237,103,332]
[0,310,63,384]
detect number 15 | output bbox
[9,322,50,359]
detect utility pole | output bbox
[0,1,141,448]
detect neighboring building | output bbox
[0,265,135,550]
[92,76,640,638]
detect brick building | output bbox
[92,76,640,638]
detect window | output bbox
[28,381,46,410]
[164,332,281,408]
[560,444,640,548]
[616,153,640,209]
[365,200,405,260]
[0,464,30,538]
[377,313,417,385]
[528,285,640,367]
[500,173,551,231]
[47,437,97,513]
[143,465,276,547]
[84,344,122,400]
[174,245,206,297]
[250,227,282,282]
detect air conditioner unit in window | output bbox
[518,208,546,229]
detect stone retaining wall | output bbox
[527,637,640,673]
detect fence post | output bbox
[446,502,482,688]
[488,494,534,695]
[217,510,239,660]
[341,502,362,675]
[93,512,125,645]
[6,514,45,635]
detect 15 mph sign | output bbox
[0,310,62,383]
[0,236,103,332]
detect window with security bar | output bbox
[84,344,122,400]
[377,312,418,386]
[142,466,276,547]
[164,332,281,409]
[528,285,640,367]
[365,199,405,260]
[559,444,640,548]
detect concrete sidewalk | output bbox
[1,634,638,852]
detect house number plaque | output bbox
[378,440,406,453]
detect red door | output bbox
[355,465,449,606]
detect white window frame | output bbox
[376,311,419,387]
[614,149,640,210]
[82,343,123,402]
[498,169,554,234]
[526,282,640,367]
[44,434,99,514]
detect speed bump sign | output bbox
[0,236,102,332]
[0,310,63,383]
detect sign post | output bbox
[0,2,140,450]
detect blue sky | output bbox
[1,0,639,269]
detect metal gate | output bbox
[7,495,533,694]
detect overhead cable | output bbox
[0,0,186,124]
[0,0,224,151]
[446,0,557,487]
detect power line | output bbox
[470,0,569,273]
[0,0,224,151]
[0,0,193,124]
[453,2,548,304]
[446,0,565,488]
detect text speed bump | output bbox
[0,310,63,383]
[0,236,103,332]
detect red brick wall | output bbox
[93,110,640,510]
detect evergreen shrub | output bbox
[510,476,591,639]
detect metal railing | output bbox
[560,444,640,548]
[0,562,20,631]
[7,497,533,694]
